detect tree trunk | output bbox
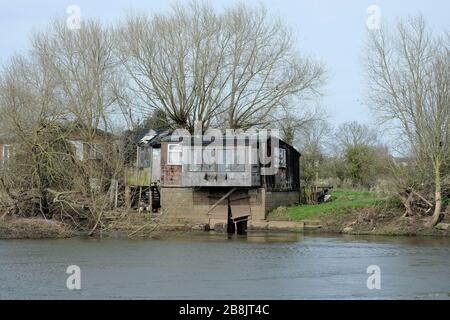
[403,191,414,217]
[427,162,442,227]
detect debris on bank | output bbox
[0,218,75,239]
[316,207,449,236]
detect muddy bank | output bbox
[299,207,450,237]
[1,207,449,239]
[0,218,75,239]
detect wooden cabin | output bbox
[131,130,301,229]
[123,129,172,211]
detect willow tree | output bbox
[31,19,121,139]
[366,16,450,226]
[117,1,324,131]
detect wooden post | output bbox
[227,197,236,234]
[206,188,237,215]
[315,159,319,187]
[149,186,153,214]
[298,155,301,204]
[114,179,119,209]
[137,186,142,213]
[125,185,131,209]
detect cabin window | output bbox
[69,140,84,160]
[235,147,247,171]
[186,146,248,172]
[218,147,246,172]
[2,144,11,165]
[202,148,215,171]
[189,147,215,172]
[89,143,104,160]
[137,146,151,168]
[274,147,286,168]
[189,148,202,171]
[168,144,182,165]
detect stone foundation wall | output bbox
[160,187,206,223]
[264,191,300,214]
[160,187,300,224]
[249,188,265,221]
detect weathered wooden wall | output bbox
[262,139,300,192]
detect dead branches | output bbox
[400,188,434,218]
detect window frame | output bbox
[69,140,84,161]
[274,147,287,168]
[88,142,105,160]
[217,146,246,172]
[167,143,183,165]
[137,145,151,168]
[188,147,216,172]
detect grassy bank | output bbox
[275,190,386,220]
[268,190,449,236]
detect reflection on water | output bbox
[164,231,304,243]
[0,232,449,299]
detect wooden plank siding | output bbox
[262,139,300,192]
[159,136,300,191]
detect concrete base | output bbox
[249,220,304,232]
[160,187,300,224]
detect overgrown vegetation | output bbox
[366,16,450,226]
[269,190,449,236]
[293,17,449,228]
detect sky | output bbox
[0,0,449,127]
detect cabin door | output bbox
[151,148,161,182]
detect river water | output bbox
[0,233,449,299]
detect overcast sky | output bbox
[0,0,449,127]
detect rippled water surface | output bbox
[0,233,449,299]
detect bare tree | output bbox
[220,4,325,129]
[334,121,378,150]
[32,19,121,136]
[295,119,332,185]
[117,3,227,131]
[278,104,324,144]
[366,16,450,226]
[117,1,325,131]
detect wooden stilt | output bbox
[125,185,131,209]
[137,186,142,213]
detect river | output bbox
[0,233,449,299]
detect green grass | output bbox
[271,190,386,221]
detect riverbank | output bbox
[0,214,194,239]
[1,213,448,239]
[267,190,450,237]
[0,218,75,239]
[1,190,449,239]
